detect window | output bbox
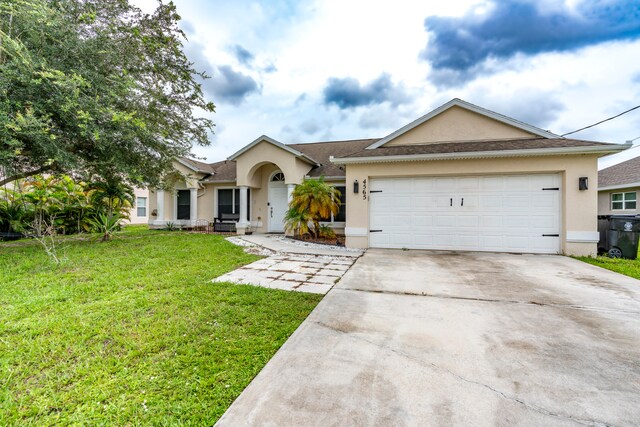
[217,188,250,218]
[136,197,147,217]
[320,185,346,223]
[611,192,636,210]
[271,172,285,182]
[177,190,190,220]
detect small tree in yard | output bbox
[285,177,340,238]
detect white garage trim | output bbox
[368,174,562,254]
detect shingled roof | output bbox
[333,138,621,163]
[189,138,378,182]
[289,139,378,177]
[183,136,624,182]
[599,155,640,188]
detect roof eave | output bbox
[331,144,630,165]
[199,179,237,184]
[598,182,640,191]
[366,98,560,149]
[176,158,210,174]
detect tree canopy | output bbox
[0,0,215,187]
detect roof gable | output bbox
[228,135,319,165]
[367,98,559,149]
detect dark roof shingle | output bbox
[599,155,640,187]
[288,139,378,177]
[338,138,617,159]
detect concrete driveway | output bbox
[216,250,640,426]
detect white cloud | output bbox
[130,0,640,167]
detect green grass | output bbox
[0,227,322,425]
[576,247,640,281]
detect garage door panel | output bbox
[480,176,507,191]
[369,174,560,254]
[458,177,480,190]
[458,216,480,227]
[412,215,433,226]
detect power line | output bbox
[560,104,640,137]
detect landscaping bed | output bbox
[0,227,322,425]
[289,234,346,247]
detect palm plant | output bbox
[288,177,341,238]
[283,208,312,238]
[0,188,31,234]
[87,212,122,242]
[88,179,134,219]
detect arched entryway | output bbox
[268,171,287,232]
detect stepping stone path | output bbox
[213,254,358,294]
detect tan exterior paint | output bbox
[344,154,599,256]
[235,140,313,186]
[385,106,536,146]
[126,187,149,224]
[598,186,640,215]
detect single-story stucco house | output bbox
[149,98,629,256]
[598,154,640,216]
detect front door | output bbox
[268,172,288,232]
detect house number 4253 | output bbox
[362,179,367,200]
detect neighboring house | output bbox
[149,98,628,256]
[598,156,639,216]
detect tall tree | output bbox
[0,0,215,187]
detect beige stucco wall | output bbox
[126,187,149,225]
[235,140,313,187]
[344,154,600,256]
[598,186,640,215]
[385,106,536,146]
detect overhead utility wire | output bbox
[560,104,640,137]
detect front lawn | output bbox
[0,228,322,425]
[577,247,640,281]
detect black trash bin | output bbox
[606,215,640,259]
[597,215,611,254]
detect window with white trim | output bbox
[611,192,636,210]
[136,197,147,217]
[217,188,250,218]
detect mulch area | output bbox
[289,235,346,247]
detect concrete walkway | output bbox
[214,234,362,294]
[216,250,640,426]
[238,233,363,257]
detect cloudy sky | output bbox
[134,0,640,169]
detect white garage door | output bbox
[369,174,561,254]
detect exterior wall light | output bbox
[579,177,588,191]
[353,179,359,194]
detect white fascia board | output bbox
[228,134,320,166]
[199,179,237,184]
[367,98,560,149]
[598,182,640,191]
[331,143,631,165]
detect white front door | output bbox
[268,173,288,232]
[369,174,561,254]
